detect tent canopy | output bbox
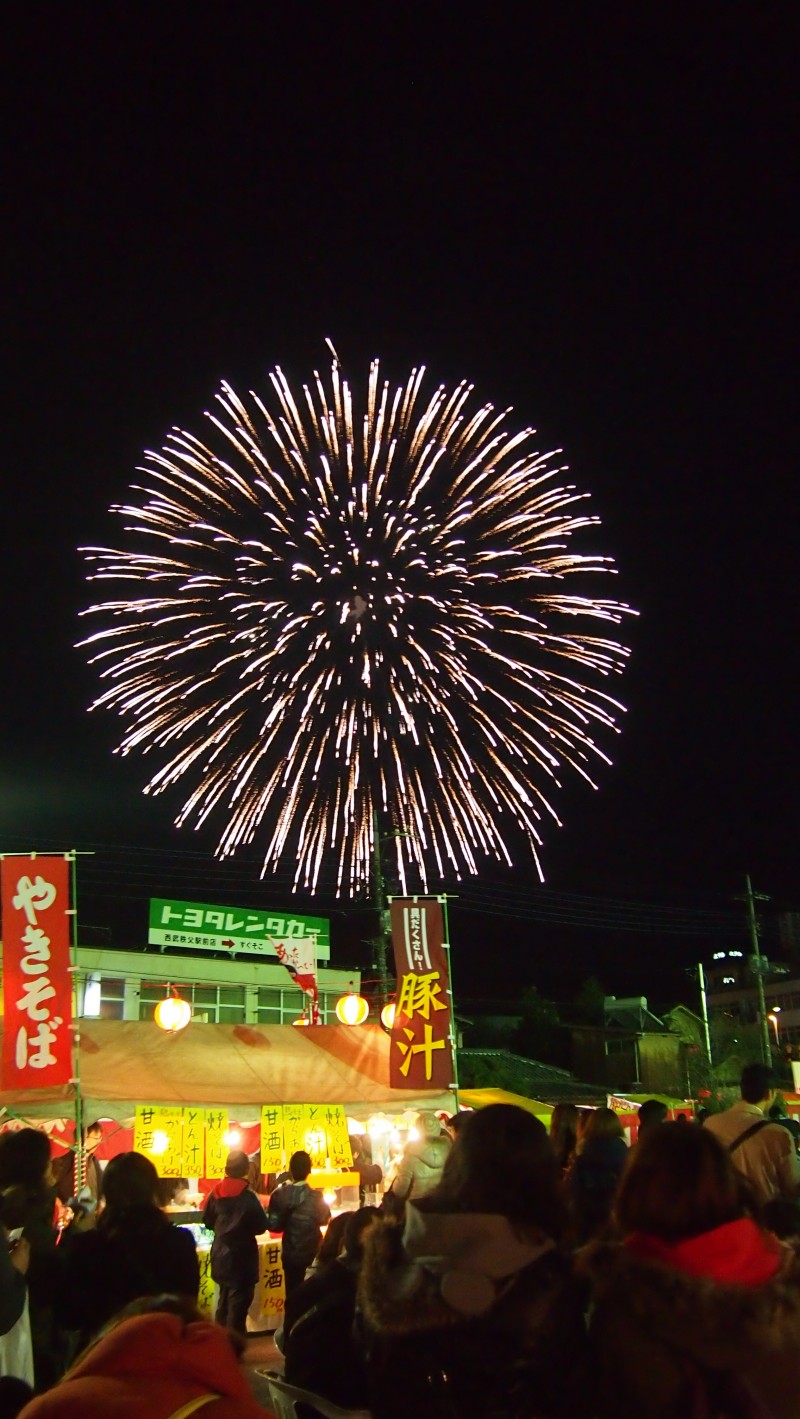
[0,1020,455,1122]
[459,1087,553,1122]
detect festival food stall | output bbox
[0,1017,456,1329]
[607,1091,693,1140]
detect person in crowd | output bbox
[15,1295,272,1418]
[55,1152,199,1352]
[350,1134,383,1202]
[635,1098,667,1139]
[306,1210,350,1274]
[768,1099,800,1147]
[549,1102,579,1175]
[704,1062,800,1208]
[203,1149,269,1335]
[282,1207,379,1408]
[579,1121,800,1418]
[266,1151,331,1298]
[0,1376,33,1419]
[565,1106,628,1245]
[444,1112,469,1143]
[53,1125,103,1208]
[388,1111,450,1205]
[1,1197,33,1394]
[358,1103,589,1419]
[0,1131,60,1391]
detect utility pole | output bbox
[743,873,772,1066]
[697,961,713,1065]
[371,809,392,999]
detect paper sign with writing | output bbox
[204,1109,229,1179]
[1,855,72,1090]
[281,1103,308,1160]
[323,1104,353,1168]
[256,1238,286,1319]
[183,1107,206,1177]
[260,1105,285,1175]
[134,1105,184,1177]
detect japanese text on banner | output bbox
[183,1107,206,1177]
[204,1109,229,1179]
[1,856,73,1090]
[133,1105,184,1177]
[260,1106,285,1175]
[324,1105,354,1167]
[389,897,455,1091]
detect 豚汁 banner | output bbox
[1,855,73,1089]
[389,897,455,1091]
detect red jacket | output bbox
[18,1311,273,1419]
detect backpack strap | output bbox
[729,1119,772,1155]
[165,1395,220,1419]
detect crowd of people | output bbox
[3,1064,800,1418]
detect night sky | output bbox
[3,9,798,1009]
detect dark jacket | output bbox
[266,1181,331,1271]
[283,1258,368,1408]
[55,1205,200,1347]
[566,1135,629,1243]
[358,1205,589,1419]
[203,1179,269,1286]
[579,1223,800,1419]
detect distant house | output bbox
[457,1047,606,1104]
[570,996,688,1097]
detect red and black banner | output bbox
[1,855,72,1089]
[389,897,454,1090]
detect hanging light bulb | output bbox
[380,1002,396,1031]
[154,986,191,1033]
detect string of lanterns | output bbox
[153,981,393,1033]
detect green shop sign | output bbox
[148,897,330,961]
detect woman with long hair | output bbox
[549,1103,579,1176]
[359,1104,588,1419]
[580,1121,800,1418]
[55,1153,199,1353]
[565,1106,628,1245]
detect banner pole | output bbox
[439,894,460,1111]
[66,850,84,1196]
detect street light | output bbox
[768,1007,781,1046]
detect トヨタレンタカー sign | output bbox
[389,896,455,1091]
[1,855,73,1090]
[148,897,330,961]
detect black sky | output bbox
[2,8,798,1006]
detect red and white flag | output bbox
[1,855,73,1089]
[271,935,320,1023]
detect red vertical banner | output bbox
[1,855,73,1089]
[389,897,454,1090]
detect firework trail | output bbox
[80,347,635,894]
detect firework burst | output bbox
[80,346,635,894]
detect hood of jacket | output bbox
[360,1207,556,1329]
[578,1230,800,1372]
[20,1312,264,1417]
[407,1135,451,1172]
[212,1177,250,1201]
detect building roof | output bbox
[458,1048,608,1104]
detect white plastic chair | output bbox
[259,1369,372,1419]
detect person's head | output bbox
[83,1123,103,1155]
[430,1104,565,1240]
[224,1149,250,1179]
[0,1127,52,1191]
[315,1210,351,1266]
[740,1062,778,1108]
[581,1107,625,1144]
[636,1099,668,1137]
[289,1150,311,1181]
[101,1152,160,1213]
[415,1111,443,1142]
[445,1112,468,1141]
[549,1102,579,1150]
[85,1292,246,1362]
[342,1206,380,1264]
[615,1121,746,1242]
[0,1374,33,1419]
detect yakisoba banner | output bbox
[389,896,455,1090]
[1,855,73,1089]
